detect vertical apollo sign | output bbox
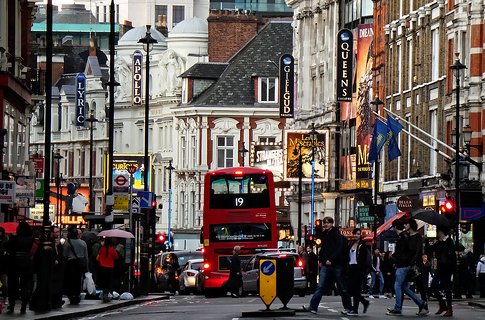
[75,73,86,126]
[133,50,143,105]
[336,29,353,102]
[279,54,294,118]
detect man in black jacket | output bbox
[303,217,352,314]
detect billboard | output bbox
[105,154,152,193]
[336,29,353,102]
[15,176,36,208]
[49,185,90,216]
[75,73,86,127]
[251,143,284,182]
[133,50,143,105]
[284,130,329,182]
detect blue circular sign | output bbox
[261,261,275,276]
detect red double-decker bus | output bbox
[201,167,278,296]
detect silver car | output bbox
[241,250,306,297]
[178,258,204,294]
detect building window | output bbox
[181,136,187,168]
[103,6,107,22]
[217,136,234,168]
[259,137,276,144]
[116,4,119,23]
[429,109,437,175]
[397,43,402,92]
[179,190,185,228]
[191,135,197,167]
[96,6,99,21]
[191,190,196,226]
[173,6,185,27]
[431,28,439,81]
[155,5,167,24]
[408,39,413,90]
[258,77,277,103]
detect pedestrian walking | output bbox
[346,228,370,315]
[50,226,65,309]
[416,254,431,304]
[369,248,386,298]
[305,245,318,293]
[227,245,243,297]
[477,254,485,298]
[382,251,395,297]
[429,226,457,317]
[96,237,119,302]
[6,221,36,314]
[386,218,428,316]
[302,217,352,314]
[63,226,88,305]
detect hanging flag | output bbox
[368,118,390,164]
[387,115,403,161]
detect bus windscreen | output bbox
[209,223,272,242]
[209,174,269,209]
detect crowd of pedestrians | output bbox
[300,215,485,317]
[0,222,128,314]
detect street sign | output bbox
[259,258,277,308]
[131,197,140,213]
[127,165,137,175]
[357,205,375,223]
[0,181,15,204]
[31,156,44,173]
[113,193,129,211]
[137,191,153,208]
[114,174,128,187]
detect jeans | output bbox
[309,265,352,311]
[369,270,385,295]
[393,266,423,312]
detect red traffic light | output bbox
[315,219,322,226]
[439,198,455,214]
[156,234,165,242]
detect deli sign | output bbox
[133,50,143,105]
[336,29,353,102]
[279,54,294,118]
[75,73,86,126]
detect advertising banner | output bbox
[336,29,353,102]
[279,54,294,118]
[355,24,374,181]
[251,144,284,181]
[50,185,90,216]
[285,130,329,182]
[0,180,15,204]
[75,73,86,127]
[15,176,36,208]
[29,203,56,223]
[133,50,143,105]
[105,154,152,193]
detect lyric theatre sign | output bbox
[75,73,86,126]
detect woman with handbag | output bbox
[96,237,118,303]
[63,226,88,305]
[429,226,456,317]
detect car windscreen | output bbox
[209,174,269,209]
[191,262,202,270]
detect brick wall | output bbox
[208,10,260,62]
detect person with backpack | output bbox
[302,217,352,315]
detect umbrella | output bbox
[412,208,451,227]
[0,222,19,234]
[98,229,134,239]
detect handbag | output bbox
[406,264,421,282]
[68,240,88,273]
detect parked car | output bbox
[178,258,204,294]
[154,250,203,293]
[241,250,306,297]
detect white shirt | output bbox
[477,257,485,277]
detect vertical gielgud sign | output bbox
[279,54,294,118]
[336,29,353,102]
[133,50,143,105]
[75,73,86,127]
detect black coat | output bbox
[319,227,346,266]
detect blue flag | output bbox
[368,118,390,164]
[387,115,403,161]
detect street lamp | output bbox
[166,160,175,249]
[310,123,317,234]
[138,25,157,191]
[53,151,64,226]
[370,96,384,249]
[85,111,98,213]
[239,142,249,166]
[450,54,466,245]
[293,143,303,245]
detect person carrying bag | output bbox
[63,226,88,305]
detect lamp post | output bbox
[370,96,384,249]
[85,111,98,213]
[166,160,175,249]
[462,124,483,175]
[310,123,317,234]
[293,143,303,245]
[450,55,466,245]
[53,151,64,226]
[239,142,249,166]
[138,25,157,192]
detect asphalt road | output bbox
[75,294,485,320]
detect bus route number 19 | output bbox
[234,197,245,207]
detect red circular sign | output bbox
[397,196,413,211]
[114,175,128,186]
[127,165,137,175]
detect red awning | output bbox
[363,212,407,241]
[0,222,19,234]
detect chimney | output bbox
[155,15,168,37]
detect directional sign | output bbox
[114,174,128,187]
[137,191,153,208]
[259,258,277,308]
[131,197,140,214]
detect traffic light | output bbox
[305,234,315,247]
[156,233,165,243]
[151,193,157,208]
[155,233,167,252]
[439,197,455,215]
[314,219,323,239]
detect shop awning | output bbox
[363,212,407,241]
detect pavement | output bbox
[0,294,170,320]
